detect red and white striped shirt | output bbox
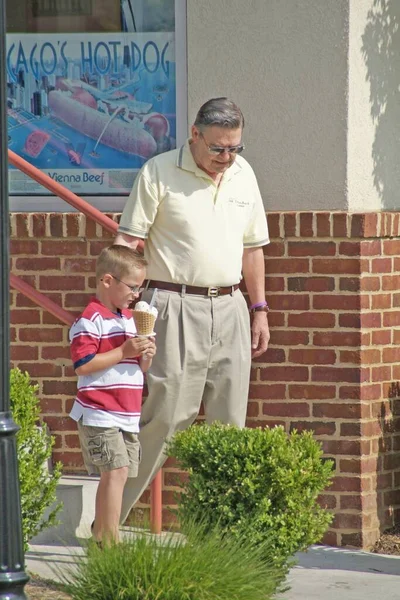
[69,297,143,432]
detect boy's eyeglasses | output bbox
[200,132,245,155]
[112,276,144,294]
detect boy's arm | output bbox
[75,345,126,376]
[76,338,153,376]
[139,355,152,373]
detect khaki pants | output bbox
[120,287,251,523]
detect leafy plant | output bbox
[10,367,63,550]
[62,520,282,600]
[167,423,334,567]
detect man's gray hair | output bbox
[194,97,244,130]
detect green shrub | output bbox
[167,423,334,567]
[62,520,282,600]
[10,367,63,550]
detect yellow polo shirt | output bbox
[118,140,269,286]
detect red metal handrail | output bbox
[8,149,162,534]
[10,274,76,326]
[8,150,118,234]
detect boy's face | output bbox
[100,267,146,312]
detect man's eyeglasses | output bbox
[200,132,245,155]
[112,276,144,294]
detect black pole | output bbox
[0,0,30,597]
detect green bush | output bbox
[62,520,282,600]
[167,423,334,567]
[10,367,63,550]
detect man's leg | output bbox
[202,290,252,427]
[120,290,214,523]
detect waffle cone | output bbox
[132,310,156,335]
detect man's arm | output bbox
[114,233,143,249]
[242,246,270,358]
[116,166,159,248]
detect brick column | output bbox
[254,211,400,548]
[9,211,400,548]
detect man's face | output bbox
[191,125,243,176]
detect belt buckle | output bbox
[207,286,219,297]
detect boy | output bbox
[69,244,156,545]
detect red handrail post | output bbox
[150,470,162,534]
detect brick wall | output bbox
[9,213,117,470]
[9,211,400,547]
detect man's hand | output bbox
[251,312,270,358]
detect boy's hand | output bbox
[142,339,156,360]
[122,337,153,359]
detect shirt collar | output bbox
[91,296,131,320]
[176,139,242,182]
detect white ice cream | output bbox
[134,301,158,318]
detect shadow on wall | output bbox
[377,382,400,534]
[362,0,400,210]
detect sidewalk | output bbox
[285,545,400,600]
[25,540,400,599]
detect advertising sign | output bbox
[6,32,176,195]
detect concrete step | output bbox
[30,474,99,545]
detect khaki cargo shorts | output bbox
[77,420,141,478]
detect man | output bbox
[115,97,270,522]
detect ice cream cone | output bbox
[132,310,156,336]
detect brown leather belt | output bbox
[146,280,240,297]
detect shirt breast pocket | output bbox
[158,189,214,231]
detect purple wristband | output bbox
[249,301,268,310]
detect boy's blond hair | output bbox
[96,245,147,280]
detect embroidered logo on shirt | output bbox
[228,198,250,207]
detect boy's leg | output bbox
[78,423,141,543]
[93,467,128,544]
